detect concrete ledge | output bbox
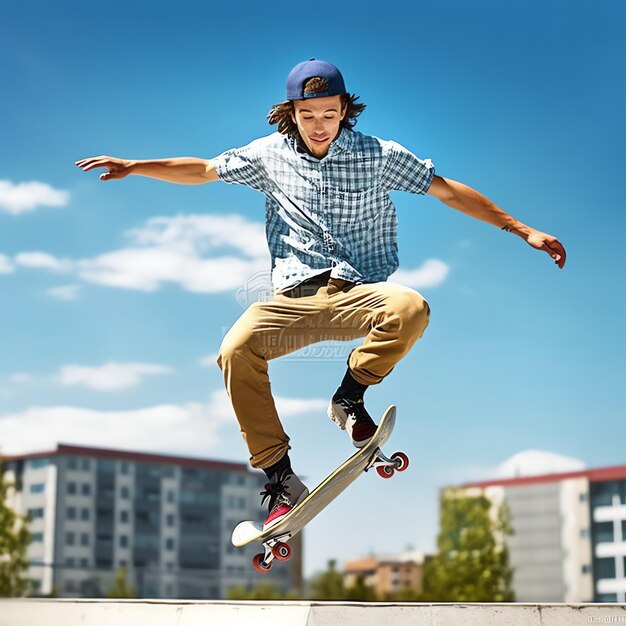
[1,599,625,625]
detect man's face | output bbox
[291,95,346,158]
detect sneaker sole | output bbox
[327,402,347,430]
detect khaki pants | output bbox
[217,277,430,469]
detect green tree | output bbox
[106,566,136,598]
[308,559,346,600]
[422,488,514,602]
[345,573,378,601]
[0,460,32,597]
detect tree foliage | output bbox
[0,460,32,597]
[344,573,378,601]
[105,566,136,598]
[308,559,347,600]
[422,489,514,602]
[227,583,297,600]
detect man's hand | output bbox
[524,229,567,269]
[75,156,134,180]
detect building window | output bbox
[81,458,91,471]
[66,532,75,546]
[120,510,129,523]
[166,491,175,504]
[579,493,588,503]
[81,508,90,521]
[66,580,76,592]
[580,528,590,539]
[121,486,130,499]
[595,521,614,543]
[29,483,45,494]
[596,558,616,579]
[29,458,49,469]
[67,457,78,470]
[67,482,77,495]
[582,564,592,574]
[166,514,175,527]
[66,558,75,567]
[31,532,44,543]
[80,558,89,568]
[67,507,76,520]
[120,535,128,548]
[166,562,174,572]
[81,533,90,547]
[27,508,44,519]
[81,483,91,496]
[121,462,129,475]
[119,560,127,567]
[165,538,175,551]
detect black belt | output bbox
[281,271,353,298]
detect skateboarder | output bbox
[76,58,566,529]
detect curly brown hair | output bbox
[267,76,366,138]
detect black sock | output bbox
[263,452,292,480]
[336,367,369,400]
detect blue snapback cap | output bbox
[286,58,347,100]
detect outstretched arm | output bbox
[427,175,566,268]
[75,156,220,185]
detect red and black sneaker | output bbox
[327,393,378,448]
[260,471,309,530]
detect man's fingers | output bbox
[78,159,114,172]
[542,241,566,269]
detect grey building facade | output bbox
[3,444,302,598]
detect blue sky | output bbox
[1,0,625,577]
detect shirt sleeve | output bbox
[212,138,268,192]
[379,139,435,194]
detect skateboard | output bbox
[231,405,408,572]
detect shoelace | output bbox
[260,477,290,511]
[337,397,373,424]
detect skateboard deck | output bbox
[232,405,408,572]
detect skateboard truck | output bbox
[366,447,410,479]
[253,532,293,573]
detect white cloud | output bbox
[13,214,270,294]
[0,180,69,215]
[0,254,15,274]
[496,450,586,479]
[47,284,80,301]
[390,258,450,288]
[274,395,328,417]
[0,390,328,456]
[15,252,73,272]
[199,353,220,368]
[57,362,173,391]
[10,373,34,384]
[0,402,226,457]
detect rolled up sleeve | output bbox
[379,139,435,194]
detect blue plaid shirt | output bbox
[213,128,435,292]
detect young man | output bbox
[76,59,566,529]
